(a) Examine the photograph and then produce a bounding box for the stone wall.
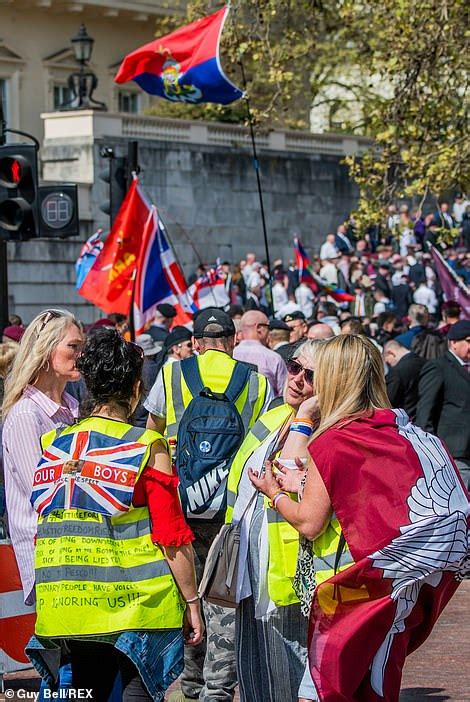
[7,133,359,324]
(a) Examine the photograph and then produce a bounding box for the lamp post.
[60,24,107,110]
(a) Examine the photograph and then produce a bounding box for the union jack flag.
[31,430,148,517]
[75,230,104,290]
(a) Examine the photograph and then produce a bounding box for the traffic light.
[38,184,79,238]
[98,152,128,225]
[0,143,38,241]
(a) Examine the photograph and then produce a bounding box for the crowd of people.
[0,205,469,702]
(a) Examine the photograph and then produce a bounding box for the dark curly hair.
[76,327,143,418]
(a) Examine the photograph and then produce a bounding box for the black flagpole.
[236,60,274,315]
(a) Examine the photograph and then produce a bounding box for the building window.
[118,91,140,113]
[53,83,74,110]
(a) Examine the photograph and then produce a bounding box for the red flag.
[308,409,469,701]
[79,180,151,315]
[114,7,242,105]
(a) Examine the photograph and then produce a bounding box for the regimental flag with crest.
[307,409,469,701]
[78,179,151,315]
[114,6,243,105]
[31,430,148,518]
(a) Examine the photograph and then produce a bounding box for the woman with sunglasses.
[224,340,320,702]
[250,334,469,702]
[27,327,203,701]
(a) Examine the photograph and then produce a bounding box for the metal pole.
[127,140,139,342]
[0,92,9,335]
[238,59,273,315]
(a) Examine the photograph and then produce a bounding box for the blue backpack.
[175,356,251,523]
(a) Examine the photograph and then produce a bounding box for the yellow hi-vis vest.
[163,349,268,441]
[313,517,354,585]
[225,403,301,607]
[34,417,185,638]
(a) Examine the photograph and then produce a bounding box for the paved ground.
[2,580,468,701]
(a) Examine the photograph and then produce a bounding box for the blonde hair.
[313,334,390,439]
[292,339,321,367]
[2,309,80,418]
[0,342,18,378]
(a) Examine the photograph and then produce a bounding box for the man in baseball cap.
[193,307,236,339]
[147,303,177,345]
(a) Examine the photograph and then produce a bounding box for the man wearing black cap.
[147,303,177,345]
[145,308,271,702]
[277,310,308,361]
[416,320,470,489]
[164,326,194,364]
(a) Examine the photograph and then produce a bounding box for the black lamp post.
[60,24,107,111]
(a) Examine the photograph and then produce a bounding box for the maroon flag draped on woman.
[308,408,469,701]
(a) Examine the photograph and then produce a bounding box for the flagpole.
[237,58,274,315]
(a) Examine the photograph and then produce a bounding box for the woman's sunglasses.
[286,358,314,386]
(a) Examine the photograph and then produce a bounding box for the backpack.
[175,356,251,523]
[411,329,447,360]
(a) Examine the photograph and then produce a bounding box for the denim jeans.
[27,629,183,702]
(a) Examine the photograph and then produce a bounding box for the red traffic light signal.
[0,144,39,240]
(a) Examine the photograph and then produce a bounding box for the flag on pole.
[78,180,150,315]
[114,7,243,105]
[133,209,194,335]
[294,236,320,292]
[75,230,104,290]
[429,245,470,319]
[189,264,230,310]
[293,237,354,302]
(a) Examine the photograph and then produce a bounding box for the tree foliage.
[147,0,469,231]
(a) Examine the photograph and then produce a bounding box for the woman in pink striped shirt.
[2,309,83,604]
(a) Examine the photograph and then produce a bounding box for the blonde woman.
[2,309,83,605]
[251,334,469,702]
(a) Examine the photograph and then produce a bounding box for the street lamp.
[71,24,94,65]
[59,23,107,111]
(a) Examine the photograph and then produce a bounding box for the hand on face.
[297,395,320,421]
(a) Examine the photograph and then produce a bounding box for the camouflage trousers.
[180,524,237,701]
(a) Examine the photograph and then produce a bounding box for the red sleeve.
[132,466,194,547]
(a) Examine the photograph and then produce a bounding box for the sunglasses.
[286,358,314,385]
[36,309,65,337]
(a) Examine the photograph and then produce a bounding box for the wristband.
[268,489,285,509]
[268,490,288,509]
[273,492,289,510]
[186,596,200,604]
[294,417,315,426]
[290,422,313,437]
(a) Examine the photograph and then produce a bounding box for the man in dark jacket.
[383,340,425,420]
[415,320,470,489]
